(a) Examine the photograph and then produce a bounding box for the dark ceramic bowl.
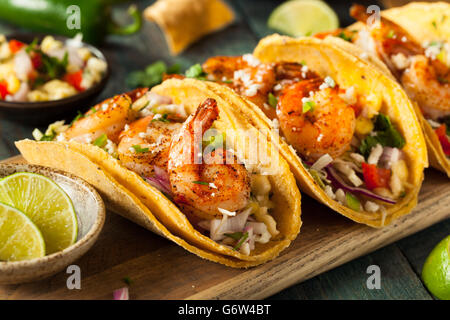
[0,33,109,124]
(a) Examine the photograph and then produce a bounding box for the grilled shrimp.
[277,79,356,162]
[402,56,450,120]
[63,88,147,144]
[63,94,134,144]
[117,115,181,177]
[351,4,450,120]
[202,55,277,118]
[168,98,250,219]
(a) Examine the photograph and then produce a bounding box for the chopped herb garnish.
[151,113,170,123]
[122,277,133,286]
[203,132,225,149]
[132,144,149,153]
[305,31,312,36]
[432,21,437,29]
[25,37,38,53]
[69,111,84,127]
[192,181,209,185]
[41,51,68,79]
[337,32,353,42]
[387,30,396,38]
[185,63,206,79]
[302,101,315,113]
[126,60,180,89]
[359,114,406,158]
[233,232,249,251]
[346,192,361,211]
[93,134,108,148]
[268,92,278,108]
[221,79,233,84]
[309,169,326,189]
[224,232,245,241]
[300,60,307,66]
[90,106,98,113]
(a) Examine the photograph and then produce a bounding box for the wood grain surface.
[0,156,448,299]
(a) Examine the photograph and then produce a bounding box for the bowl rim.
[0,163,106,268]
[0,32,110,109]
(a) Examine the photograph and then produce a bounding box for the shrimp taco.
[316,3,450,176]
[191,34,427,227]
[16,78,301,267]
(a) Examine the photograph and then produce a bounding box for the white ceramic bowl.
[0,163,105,284]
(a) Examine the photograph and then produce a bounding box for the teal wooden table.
[0,0,448,300]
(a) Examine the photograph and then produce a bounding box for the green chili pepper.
[0,0,142,44]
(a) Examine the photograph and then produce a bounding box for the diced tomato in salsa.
[362,163,391,190]
[63,70,84,91]
[0,80,9,99]
[30,52,42,69]
[8,39,25,53]
[435,124,450,156]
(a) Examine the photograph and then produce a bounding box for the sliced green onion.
[93,134,108,148]
[346,192,361,211]
[309,169,326,189]
[302,101,315,113]
[132,144,149,153]
[192,181,209,185]
[32,128,44,141]
[268,92,278,108]
[185,64,205,78]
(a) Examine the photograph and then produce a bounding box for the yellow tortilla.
[341,3,450,177]
[16,78,301,267]
[215,34,427,228]
[144,0,234,55]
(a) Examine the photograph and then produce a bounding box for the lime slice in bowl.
[0,172,77,254]
[268,0,339,37]
[0,201,45,261]
[422,235,450,300]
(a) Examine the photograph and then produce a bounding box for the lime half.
[0,172,77,254]
[0,201,45,261]
[268,0,339,37]
[422,235,450,300]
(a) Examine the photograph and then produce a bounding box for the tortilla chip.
[227,34,427,228]
[144,0,234,55]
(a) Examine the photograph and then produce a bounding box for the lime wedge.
[422,235,450,300]
[0,201,45,261]
[0,172,77,254]
[268,0,339,37]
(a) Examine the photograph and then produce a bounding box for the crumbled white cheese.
[368,144,383,165]
[391,53,411,70]
[365,201,380,212]
[324,185,336,200]
[242,54,261,67]
[335,188,346,204]
[209,182,218,189]
[339,86,357,105]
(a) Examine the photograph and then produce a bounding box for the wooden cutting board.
[0,155,449,300]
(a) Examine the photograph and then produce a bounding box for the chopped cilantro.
[268,92,278,108]
[387,30,396,38]
[132,144,149,153]
[93,134,108,148]
[359,114,406,158]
